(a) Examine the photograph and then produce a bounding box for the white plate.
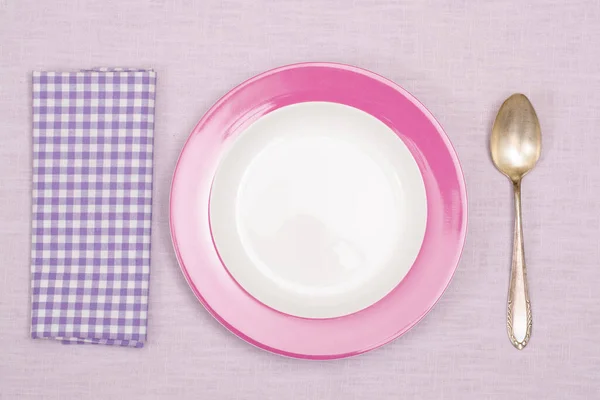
[209,102,427,318]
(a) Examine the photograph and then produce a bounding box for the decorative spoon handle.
[507,180,532,349]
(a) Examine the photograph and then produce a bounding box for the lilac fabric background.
[1,0,600,399]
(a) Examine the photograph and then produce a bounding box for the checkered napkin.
[30,68,156,348]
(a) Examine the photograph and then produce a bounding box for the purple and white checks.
[31,68,156,348]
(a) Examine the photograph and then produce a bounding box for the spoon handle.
[507,180,532,349]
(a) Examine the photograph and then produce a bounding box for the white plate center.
[209,102,427,318]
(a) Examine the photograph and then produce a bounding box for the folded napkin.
[31,68,156,347]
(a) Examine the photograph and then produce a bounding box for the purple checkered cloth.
[31,68,156,348]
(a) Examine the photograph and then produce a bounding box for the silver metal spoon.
[490,93,541,349]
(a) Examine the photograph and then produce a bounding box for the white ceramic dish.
[210,102,427,318]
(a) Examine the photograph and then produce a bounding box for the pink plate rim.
[170,62,468,359]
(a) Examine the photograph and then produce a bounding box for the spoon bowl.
[491,94,541,182]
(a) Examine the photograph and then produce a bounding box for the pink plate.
[170,63,467,359]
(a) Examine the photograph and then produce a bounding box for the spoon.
[490,93,541,349]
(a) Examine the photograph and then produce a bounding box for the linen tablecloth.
[1,1,599,399]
